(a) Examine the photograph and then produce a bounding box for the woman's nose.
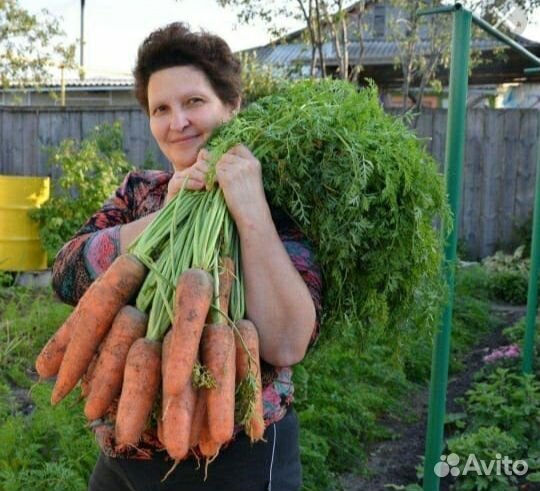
[170,109,190,131]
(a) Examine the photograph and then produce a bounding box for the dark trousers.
[88,407,302,491]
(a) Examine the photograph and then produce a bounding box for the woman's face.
[147,65,236,171]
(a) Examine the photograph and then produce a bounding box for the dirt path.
[339,304,528,491]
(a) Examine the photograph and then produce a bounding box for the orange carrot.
[162,381,197,461]
[35,320,72,379]
[161,326,198,460]
[198,406,221,459]
[50,254,147,405]
[217,257,234,322]
[80,352,99,400]
[84,306,147,421]
[163,268,213,397]
[235,319,265,442]
[157,415,164,445]
[161,329,173,393]
[201,323,236,444]
[189,389,206,449]
[157,330,172,446]
[115,338,161,449]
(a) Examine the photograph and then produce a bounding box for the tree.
[320,0,368,80]
[386,0,452,115]
[0,0,75,89]
[204,0,539,112]
[212,0,368,80]
[463,0,540,28]
[387,0,540,117]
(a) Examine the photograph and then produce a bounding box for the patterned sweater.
[51,169,322,458]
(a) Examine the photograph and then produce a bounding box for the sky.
[17,0,540,80]
[18,0,304,78]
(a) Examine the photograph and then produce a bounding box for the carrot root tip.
[161,459,180,483]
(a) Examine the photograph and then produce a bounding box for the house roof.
[57,77,134,88]
[249,36,539,68]
[3,77,134,92]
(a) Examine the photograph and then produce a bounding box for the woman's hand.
[216,144,269,227]
[165,149,210,204]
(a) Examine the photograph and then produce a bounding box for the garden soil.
[339,303,540,491]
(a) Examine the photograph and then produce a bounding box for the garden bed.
[339,303,524,491]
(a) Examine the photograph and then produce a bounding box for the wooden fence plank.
[1,106,538,257]
[462,109,483,256]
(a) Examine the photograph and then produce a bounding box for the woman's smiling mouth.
[170,134,201,144]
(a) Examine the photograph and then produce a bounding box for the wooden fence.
[0,105,538,258]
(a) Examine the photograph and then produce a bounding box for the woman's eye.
[153,105,166,115]
[187,97,204,105]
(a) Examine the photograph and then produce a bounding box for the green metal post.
[525,67,540,75]
[417,4,457,16]
[423,6,472,491]
[522,127,540,374]
[471,14,540,67]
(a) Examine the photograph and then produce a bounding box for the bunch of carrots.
[35,182,265,471]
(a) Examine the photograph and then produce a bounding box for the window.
[373,4,386,39]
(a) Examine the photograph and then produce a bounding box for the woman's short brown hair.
[133,22,242,114]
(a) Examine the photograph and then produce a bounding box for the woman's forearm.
[237,206,316,367]
[119,211,160,254]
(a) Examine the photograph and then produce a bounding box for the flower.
[482,344,521,364]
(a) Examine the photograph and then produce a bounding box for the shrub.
[31,122,133,262]
[482,246,539,305]
[0,287,94,491]
[461,369,540,449]
[488,271,530,305]
[447,427,522,491]
[503,316,540,347]
[239,52,285,106]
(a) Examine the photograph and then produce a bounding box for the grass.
[295,263,496,490]
[0,262,497,491]
[0,286,97,491]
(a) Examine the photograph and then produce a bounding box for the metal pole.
[60,65,66,107]
[522,123,540,374]
[423,6,472,491]
[525,67,540,75]
[80,0,86,80]
[471,14,540,67]
[417,4,458,17]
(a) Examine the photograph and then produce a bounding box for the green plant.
[296,338,412,488]
[483,247,529,275]
[488,271,530,305]
[0,384,96,491]
[0,287,72,388]
[447,426,522,491]
[0,272,14,288]
[239,52,285,106]
[482,247,539,305]
[0,286,93,491]
[208,79,448,347]
[503,316,540,347]
[455,264,490,301]
[514,216,533,258]
[31,122,133,262]
[142,149,162,170]
[462,369,540,448]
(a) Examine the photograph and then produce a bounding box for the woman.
[52,22,322,491]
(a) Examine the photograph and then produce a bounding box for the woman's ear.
[232,97,241,114]
[223,99,241,123]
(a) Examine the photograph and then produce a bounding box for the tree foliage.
[31,122,133,261]
[207,79,448,345]
[0,0,75,88]
[387,0,540,115]
[213,0,368,80]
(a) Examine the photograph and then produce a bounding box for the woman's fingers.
[165,173,202,204]
[165,150,212,203]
